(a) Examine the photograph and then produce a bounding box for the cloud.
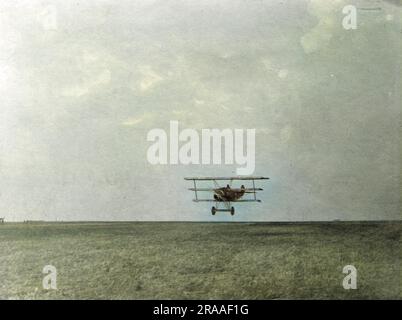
[121,113,155,127]
[61,69,111,97]
[121,116,144,126]
[138,65,163,92]
[278,69,289,79]
[301,16,335,54]
[300,0,344,54]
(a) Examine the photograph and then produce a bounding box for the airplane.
[185,176,269,215]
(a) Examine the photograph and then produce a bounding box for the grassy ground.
[0,221,400,299]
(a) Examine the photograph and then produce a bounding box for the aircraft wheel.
[230,207,235,215]
[211,207,216,215]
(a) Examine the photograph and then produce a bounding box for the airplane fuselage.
[213,186,245,202]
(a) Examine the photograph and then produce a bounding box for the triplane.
[185,176,269,215]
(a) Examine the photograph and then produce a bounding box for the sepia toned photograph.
[0,0,401,303]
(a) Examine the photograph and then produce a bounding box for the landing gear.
[211,206,216,215]
[211,204,235,215]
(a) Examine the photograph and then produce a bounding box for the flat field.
[0,221,400,299]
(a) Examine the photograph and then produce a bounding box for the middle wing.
[185,176,269,181]
[192,199,262,202]
[188,188,263,192]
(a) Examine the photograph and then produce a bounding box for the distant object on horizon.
[0,217,4,224]
[23,220,45,224]
[185,176,269,215]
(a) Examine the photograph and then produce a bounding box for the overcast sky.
[0,0,400,221]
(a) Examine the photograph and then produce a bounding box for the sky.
[0,0,401,221]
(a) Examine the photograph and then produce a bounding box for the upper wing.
[184,176,269,181]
